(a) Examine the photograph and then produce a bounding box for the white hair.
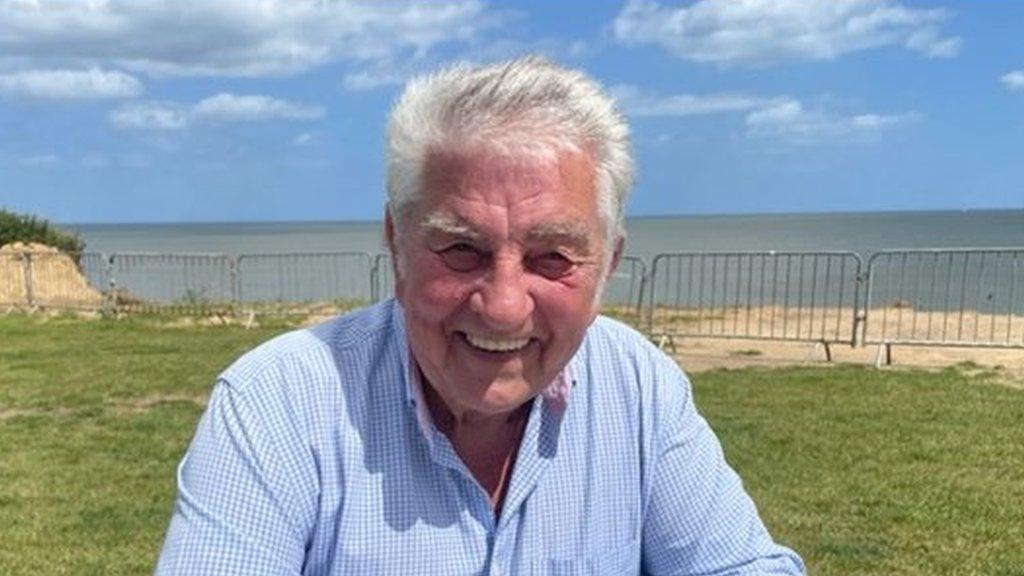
[386,56,634,243]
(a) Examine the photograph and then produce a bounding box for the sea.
[67,210,1024,262]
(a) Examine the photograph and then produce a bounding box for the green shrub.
[0,207,85,260]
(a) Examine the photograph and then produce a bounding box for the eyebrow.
[419,211,592,248]
[524,221,591,247]
[420,212,485,241]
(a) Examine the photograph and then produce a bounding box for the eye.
[528,252,575,280]
[437,243,487,272]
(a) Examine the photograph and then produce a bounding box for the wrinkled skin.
[388,148,622,425]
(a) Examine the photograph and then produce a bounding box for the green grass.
[1,312,1023,574]
[0,312,283,574]
[693,366,1024,576]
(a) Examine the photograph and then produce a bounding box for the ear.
[606,235,625,280]
[384,206,403,300]
[384,205,397,255]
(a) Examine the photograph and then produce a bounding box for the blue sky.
[0,0,1021,224]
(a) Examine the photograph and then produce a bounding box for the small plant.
[729,349,763,357]
[0,207,85,262]
[181,288,210,306]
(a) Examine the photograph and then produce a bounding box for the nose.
[469,254,534,331]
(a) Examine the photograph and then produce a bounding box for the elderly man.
[156,57,804,575]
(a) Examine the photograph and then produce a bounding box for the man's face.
[390,147,616,421]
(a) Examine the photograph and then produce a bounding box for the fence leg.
[108,256,122,318]
[810,341,833,363]
[22,253,34,308]
[102,255,113,315]
[873,342,893,367]
[229,256,240,312]
[852,312,865,348]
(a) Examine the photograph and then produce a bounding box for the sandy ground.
[609,304,1024,385]
[643,304,1024,346]
[663,335,1024,387]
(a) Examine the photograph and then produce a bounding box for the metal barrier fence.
[606,256,647,309]
[1,250,379,314]
[79,253,111,299]
[109,253,234,313]
[236,252,373,311]
[603,256,647,325]
[4,247,1023,353]
[646,252,864,350]
[864,249,1024,349]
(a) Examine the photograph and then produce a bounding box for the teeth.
[464,333,530,352]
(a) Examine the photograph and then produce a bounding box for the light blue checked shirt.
[156,299,804,575]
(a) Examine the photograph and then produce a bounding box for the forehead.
[414,147,599,231]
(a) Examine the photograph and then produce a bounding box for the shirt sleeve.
[640,360,806,576]
[155,379,319,576]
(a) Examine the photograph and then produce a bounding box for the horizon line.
[61,206,1024,227]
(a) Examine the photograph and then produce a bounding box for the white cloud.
[745,99,919,143]
[339,36,591,92]
[292,132,313,146]
[612,84,781,117]
[110,101,189,130]
[905,27,961,59]
[1001,70,1024,92]
[0,0,495,78]
[612,0,961,66]
[615,85,917,144]
[110,93,322,130]
[342,66,408,91]
[191,93,323,122]
[0,67,142,100]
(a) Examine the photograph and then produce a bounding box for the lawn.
[1,312,1022,575]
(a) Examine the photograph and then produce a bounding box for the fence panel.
[1,250,27,306]
[647,251,863,345]
[28,251,108,309]
[0,251,107,310]
[110,253,233,313]
[237,252,373,314]
[79,253,111,297]
[0,250,30,307]
[602,255,647,324]
[604,256,646,308]
[864,249,1024,348]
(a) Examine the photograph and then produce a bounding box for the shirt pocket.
[528,540,639,576]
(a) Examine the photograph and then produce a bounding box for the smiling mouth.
[461,332,532,353]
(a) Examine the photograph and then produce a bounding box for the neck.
[421,378,531,439]
[421,378,531,513]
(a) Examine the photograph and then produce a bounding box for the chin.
[472,380,535,413]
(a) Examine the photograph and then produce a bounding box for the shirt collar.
[390,299,574,443]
